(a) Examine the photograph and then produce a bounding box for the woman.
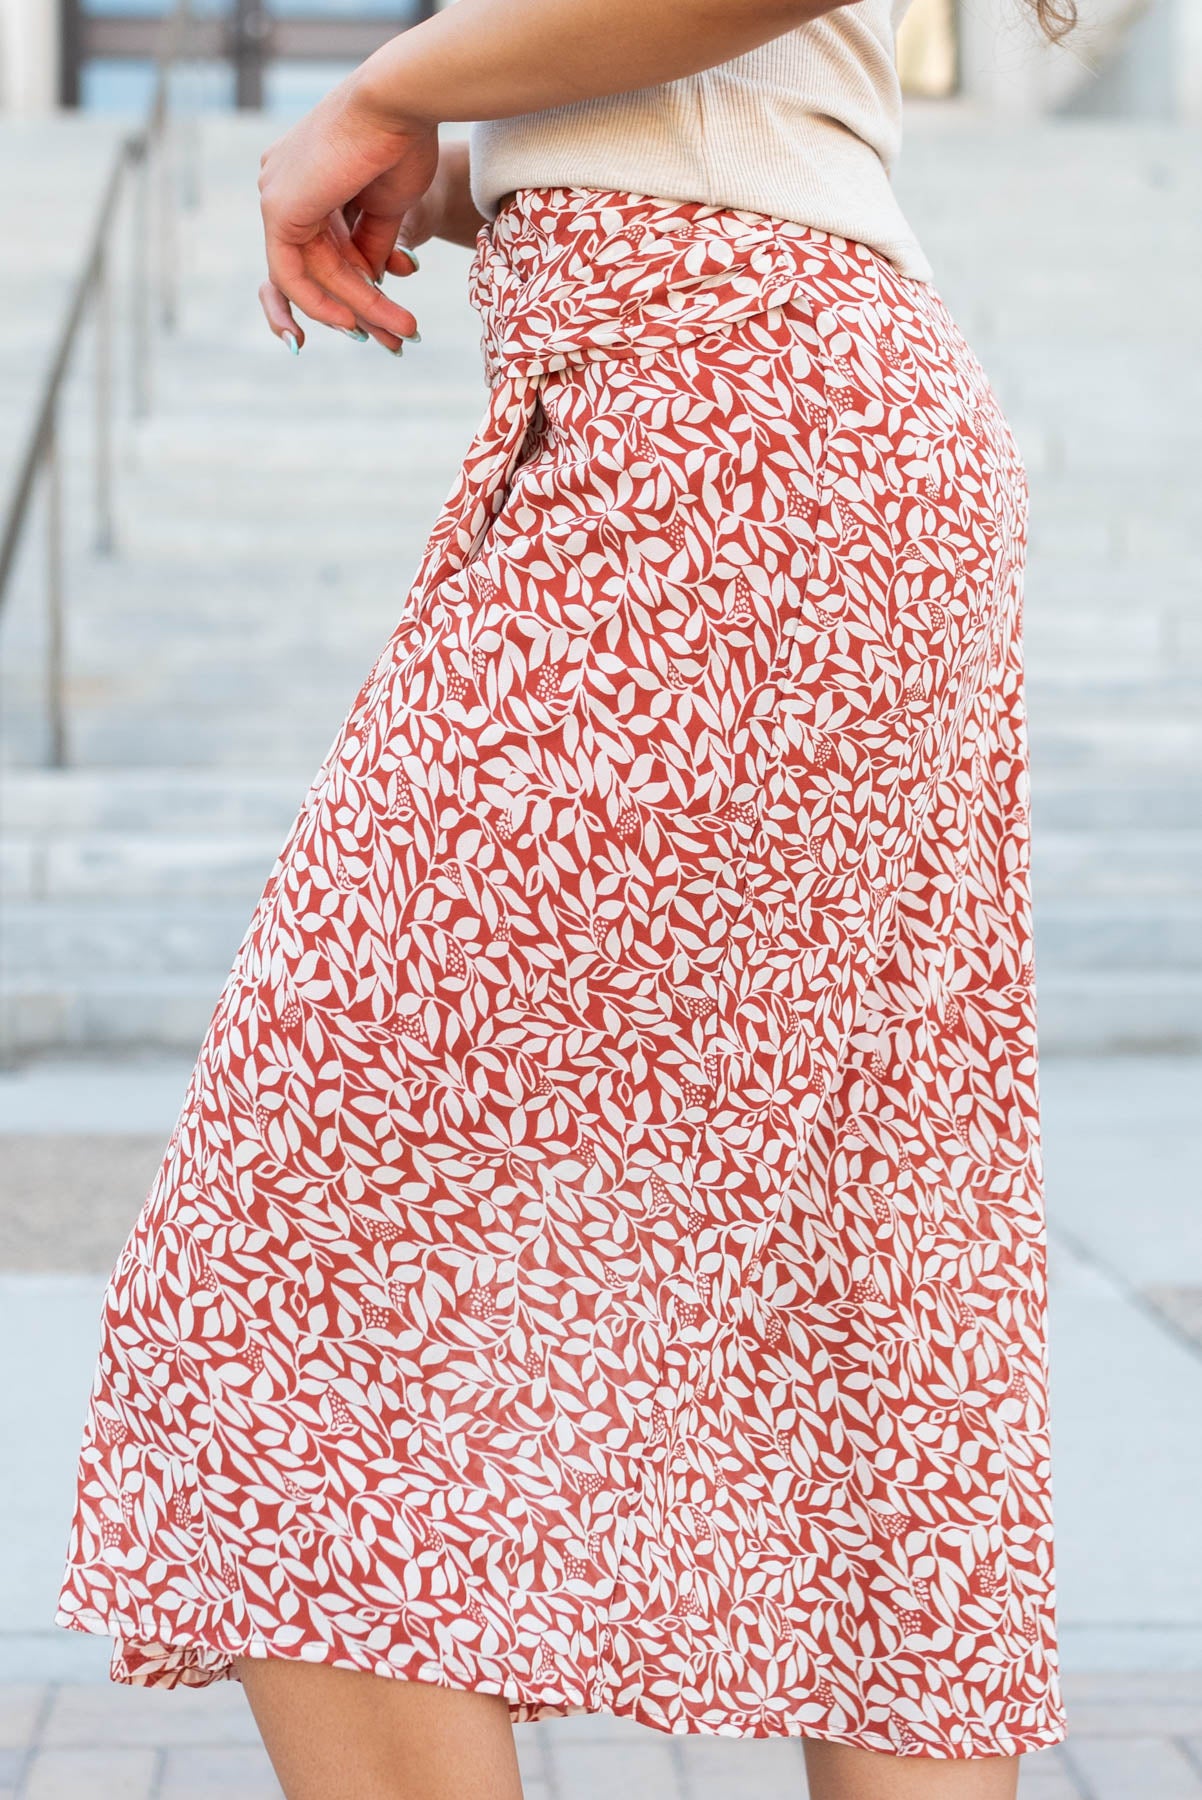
[55,0,1076,1792]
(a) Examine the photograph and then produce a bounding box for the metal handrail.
[0,0,198,767]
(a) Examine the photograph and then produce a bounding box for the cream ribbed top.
[467,0,932,283]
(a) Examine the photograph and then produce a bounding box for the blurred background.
[0,0,1199,1794]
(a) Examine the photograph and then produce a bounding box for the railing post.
[131,138,151,419]
[44,418,68,769]
[181,105,201,212]
[158,115,177,332]
[95,243,114,555]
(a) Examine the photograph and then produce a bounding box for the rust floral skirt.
[55,183,1067,1758]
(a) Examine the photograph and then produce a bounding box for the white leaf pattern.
[54,184,1065,1759]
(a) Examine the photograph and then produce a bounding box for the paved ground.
[1,1052,1200,1796]
[4,1671,1202,1799]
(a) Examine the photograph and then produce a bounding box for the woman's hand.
[395,138,491,254]
[257,73,440,355]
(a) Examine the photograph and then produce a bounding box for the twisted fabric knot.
[398,186,852,590]
[468,191,833,387]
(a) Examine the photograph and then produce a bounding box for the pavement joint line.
[667,1733,692,1799]
[146,1742,166,1800]
[1139,1284,1202,1355]
[539,1732,564,1800]
[1047,1219,1202,1369]
[1056,1740,1099,1800]
[14,1685,57,1799]
[1180,1734,1202,1782]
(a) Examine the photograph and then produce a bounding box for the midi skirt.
[54,182,1068,1759]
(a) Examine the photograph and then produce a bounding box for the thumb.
[387,201,434,276]
[355,204,430,283]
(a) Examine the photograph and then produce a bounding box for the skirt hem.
[53,1606,1070,1759]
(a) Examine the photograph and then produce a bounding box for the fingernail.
[386,344,404,357]
[341,327,369,342]
[401,328,422,345]
[394,242,420,271]
[281,330,299,356]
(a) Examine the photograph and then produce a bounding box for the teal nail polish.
[401,329,422,345]
[394,243,420,272]
[282,330,299,356]
[342,327,369,342]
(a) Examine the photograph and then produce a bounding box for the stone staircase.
[898,117,1202,1051]
[1,113,1199,1055]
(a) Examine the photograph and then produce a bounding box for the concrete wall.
[956,0,1202,120]
[0,0,58,112]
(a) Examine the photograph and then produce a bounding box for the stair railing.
[0,0,198,769]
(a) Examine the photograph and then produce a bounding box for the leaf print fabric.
[54,183,1068,1760]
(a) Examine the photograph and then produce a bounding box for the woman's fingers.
[264,234,418,337]
[301,231,419,338]
[261,217,419,355]
[266,259,362,334]
[330,204,375,273]
[258,277,304,354]
[328,207,381,285]
[318,213,406,351]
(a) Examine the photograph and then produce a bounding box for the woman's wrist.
[349,38,442,135]
[431,138,490,249]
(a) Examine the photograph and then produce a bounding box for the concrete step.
[135,354,487,424]
[1031,779,1202,831]
[4,817,1198,905]
[0,768,305,831]
[1026,715,1202,779]
[108,463,470,524]
[3,967,1197,1059]
[0,900,254,978]
[67,499,458,565]
[14,553,1198,709]
[0,560,427,671]
[1033,973,1202,1056]
[1032,900,1202,973]
[1026,674,1202,717]
[0,831,281,903]
[0,975,225,1057]
[124,408,488,474]
[5,757,1201,825]
[1030,831,1202,900]
[1022,608,1184,679]
[1,703,359,770]
[3,890,1198,990]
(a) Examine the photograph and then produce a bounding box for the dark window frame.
[59,0,436,109]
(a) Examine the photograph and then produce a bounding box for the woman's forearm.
[354,0,846,129]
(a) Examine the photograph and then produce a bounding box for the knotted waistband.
[467,182,869,386]
[406,186,880,605]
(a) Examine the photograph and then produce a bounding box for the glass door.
[61,0,435,112]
